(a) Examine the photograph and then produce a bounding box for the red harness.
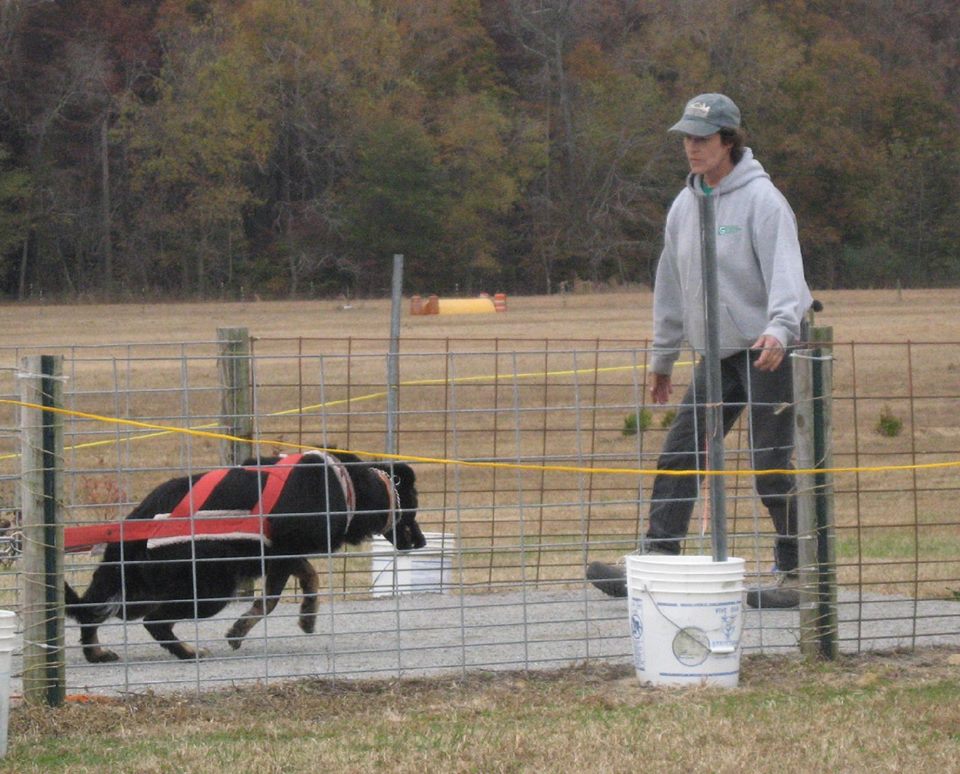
[168,453,302,520]
[64,452,351,552]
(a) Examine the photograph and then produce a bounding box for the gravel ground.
[6,586,960,698]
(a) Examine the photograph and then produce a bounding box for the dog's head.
[374,461,426,551]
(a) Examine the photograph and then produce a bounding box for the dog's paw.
[226,634,244,650]
[225,621,251,648]
[172,644,210,660]
[84,647,120,664]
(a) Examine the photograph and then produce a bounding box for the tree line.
[0,0,957,301]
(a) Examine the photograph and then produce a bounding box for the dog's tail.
[64,581,82,620]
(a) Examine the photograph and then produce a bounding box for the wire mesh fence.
[0,334,957,697]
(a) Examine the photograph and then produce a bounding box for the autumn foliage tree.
[0,0,956,299]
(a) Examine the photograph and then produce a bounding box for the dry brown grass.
[2,287,958,346]
[4,648,960,773]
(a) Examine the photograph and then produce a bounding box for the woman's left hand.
[751,334,786,372]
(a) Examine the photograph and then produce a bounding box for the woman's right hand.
[650,372,673,404]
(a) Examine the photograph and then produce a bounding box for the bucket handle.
[638,581,740,655]
[709,644,737,655]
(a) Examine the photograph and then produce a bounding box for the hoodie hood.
[684,147,767,197]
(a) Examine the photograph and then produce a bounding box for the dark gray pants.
[645,350,798,572]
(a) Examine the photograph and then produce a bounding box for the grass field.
[4,650,960,773]
[1,289,959,771]
[3,287,959,345]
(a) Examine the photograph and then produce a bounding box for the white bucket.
[0,610,16,757]
[626,554,745,688]
[371,532,454,596]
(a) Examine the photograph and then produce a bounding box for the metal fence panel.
[0,336,955,697]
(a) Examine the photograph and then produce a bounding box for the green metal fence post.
[19,355,66,705]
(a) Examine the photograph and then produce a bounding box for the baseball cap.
[668,93,741,136]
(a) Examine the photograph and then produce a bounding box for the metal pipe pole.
[699,195,727,562]
[386,254,404,455]
[811,327,837,658]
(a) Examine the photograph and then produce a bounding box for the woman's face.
[682,133,734,186]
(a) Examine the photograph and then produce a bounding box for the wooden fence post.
[19,355,65,706]
[794,347,819,656]
[217,327,253,465]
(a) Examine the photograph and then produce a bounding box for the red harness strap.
[166,453,303,519]
[248,451,355,521]
[64,452,352,552]
[141,455,306,545]
[64,456,302,552]
[249,453,302,516]
[169,468,231,518]
[63,515,275,551]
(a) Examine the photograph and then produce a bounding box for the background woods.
[0,0,957,300]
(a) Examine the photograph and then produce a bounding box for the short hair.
[719,127,746,164]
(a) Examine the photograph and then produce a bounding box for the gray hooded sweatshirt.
[651,147,813,376]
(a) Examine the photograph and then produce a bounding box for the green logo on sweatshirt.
[718,225,742,235]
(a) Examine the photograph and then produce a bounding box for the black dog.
[64,449,425,662]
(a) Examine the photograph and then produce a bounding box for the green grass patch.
[622,408,652,436]
[876,404,904,437]
[836,532,960,560]
[659,408,677,428]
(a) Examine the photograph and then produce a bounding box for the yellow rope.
[2,397,957,479]
[0,360,662,460]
